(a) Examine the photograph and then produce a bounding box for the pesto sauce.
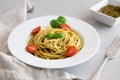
[99,5,120,18]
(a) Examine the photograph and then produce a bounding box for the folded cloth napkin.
[0,0,82,80]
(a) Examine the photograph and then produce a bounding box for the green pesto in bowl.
[99,5,120,18]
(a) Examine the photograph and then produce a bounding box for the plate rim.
[8,15,100,69]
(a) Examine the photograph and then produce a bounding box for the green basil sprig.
[45,32,64,39]
[50,16,66,28]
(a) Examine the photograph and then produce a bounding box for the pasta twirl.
[28,27,83,60]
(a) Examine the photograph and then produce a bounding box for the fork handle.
[91,58,109,80]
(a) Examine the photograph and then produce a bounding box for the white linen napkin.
[0,0,82,80]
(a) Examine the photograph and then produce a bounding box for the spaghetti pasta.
[27,27,83,60]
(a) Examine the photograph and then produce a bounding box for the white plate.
[8,15,100,69]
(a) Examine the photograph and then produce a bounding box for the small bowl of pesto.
[90,0,120,27]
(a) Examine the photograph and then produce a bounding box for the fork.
[91,36,120,80]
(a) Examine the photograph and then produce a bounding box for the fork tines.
[108,36,120,56]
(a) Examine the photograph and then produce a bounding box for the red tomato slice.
[31,26,41,34]
[60,23,70,30]
[26,44,36,53]
[66,46,78,57]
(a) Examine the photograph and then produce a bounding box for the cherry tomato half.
[26,44,36,53]
[60,23,70,30]
[66,46,78,57]
[31,26,41,35]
